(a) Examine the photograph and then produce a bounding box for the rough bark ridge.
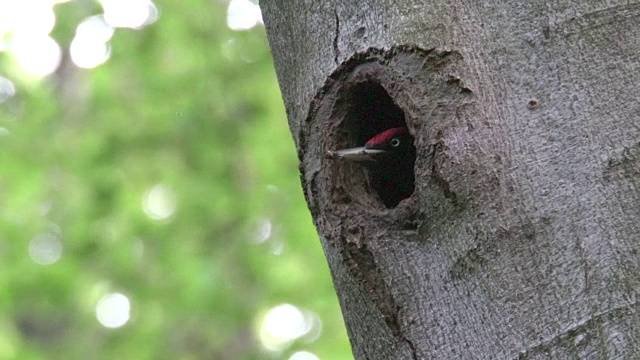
[261,1,640,359]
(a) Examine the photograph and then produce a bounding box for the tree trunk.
[261,1,640,359]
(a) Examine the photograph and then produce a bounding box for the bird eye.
[390,138,401,147]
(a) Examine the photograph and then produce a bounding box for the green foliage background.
[0,1,351,359]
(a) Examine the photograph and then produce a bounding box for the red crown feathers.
[365,127,408,146]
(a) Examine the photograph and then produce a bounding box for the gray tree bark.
[261,1,640,359]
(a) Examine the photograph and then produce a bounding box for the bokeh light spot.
[0,77,15,102]
[28,233,63,265]
[259,304,313,352]
[96,293,131,328]
[249,217,285,255]
[142,184,177,221]
[227,0,262,31]
[12,35,61,76]
[269,238,285,255]
[70,38,111,69]
[289,351,320,360]
[100,0,159,29]
[253,217,272,244]
[4,1,56,37]
[77,15,115,43]
[70,15,113,69]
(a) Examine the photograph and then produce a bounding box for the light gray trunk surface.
[261,1,640,359]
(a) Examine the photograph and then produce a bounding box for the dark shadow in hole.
[344,82,416,208]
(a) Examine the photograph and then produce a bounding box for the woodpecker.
[327,127,416,207]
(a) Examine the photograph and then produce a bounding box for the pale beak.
[326,147,386,162]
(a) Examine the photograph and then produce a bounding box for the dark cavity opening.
[345,82,415,208]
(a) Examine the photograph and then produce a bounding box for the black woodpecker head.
[327,127,416,207]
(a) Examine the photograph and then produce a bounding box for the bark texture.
[261,1,640,359]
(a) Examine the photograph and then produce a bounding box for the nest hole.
[343,81,416,208]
